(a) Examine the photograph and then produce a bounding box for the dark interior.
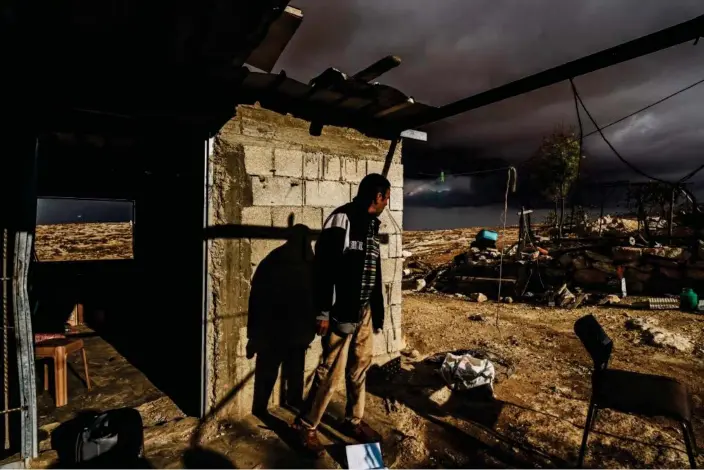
[32,125,207,418]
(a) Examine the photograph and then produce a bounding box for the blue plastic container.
[476,230,499,242]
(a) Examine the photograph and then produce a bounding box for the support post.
[668,186,675,243]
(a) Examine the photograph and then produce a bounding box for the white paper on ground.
[345,442,385,470]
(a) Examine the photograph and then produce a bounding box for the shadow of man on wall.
[248,220,316,416]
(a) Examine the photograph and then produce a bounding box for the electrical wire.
[570,79,673,185]
[582,76,704,140]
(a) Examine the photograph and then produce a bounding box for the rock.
[558,253,573,267]
[572,256,589,270]
[401,348,421,359]
[612,246,642,262]
[585,250,612,263]
[686,269,704,281]
[429,387,452,407]
[644,246,690,261]
[598,294,621,305]
[626,317,693,352]
[415,279,427,291]
[573,268,609,285]
[502,297,514,304]
[592,261,617,274]
[625,268,652,282]
[468,314,486,322]
[402,250,413,258]
[403,268,411,276]
[660,267,683,279]
[508,335,519,346]
[469,293,488,303]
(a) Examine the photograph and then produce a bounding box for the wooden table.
[35,338,91,407]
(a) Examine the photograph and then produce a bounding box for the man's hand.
[316,319,330,336]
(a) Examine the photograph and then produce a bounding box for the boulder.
[573,269,609,285]
[612,247,642,262]
[585,250,612,263]
[660,267,683,280]
[686,269,704,281]
[469,293,488,303]
[592,261,617,274]
[572,256,589,270]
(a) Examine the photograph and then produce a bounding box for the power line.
[571,79,673,185]
[582,76,704,139]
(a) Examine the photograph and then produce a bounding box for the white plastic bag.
[439,353,495,391]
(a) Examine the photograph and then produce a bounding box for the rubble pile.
[577,216,639,237]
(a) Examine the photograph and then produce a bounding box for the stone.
[598,294,621,305]
[585,250,612,263]
[644,246,690,261]
[402,250,413,258]
[415,279,427,291]
[686,269,704,281]
[250,239,286,266]
[382,258,404,284]
[470,293,488,303]
[401,347,420,359]
[304,180,350,207]
[502,297,514,304]
[626,317,693,352]
[468,314,486,322]
[572,256,589,270]
[251,176,303,206]
[573,268,609,285]
[612,246,643,262]
[273,148,304,178]
[558,253,573,267]
[660,267,683,279]
[592,261,617,274]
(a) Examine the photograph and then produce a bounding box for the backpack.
[55,408,145,468]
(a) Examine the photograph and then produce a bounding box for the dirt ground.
[35,223,133,262]
[24,222,704,468]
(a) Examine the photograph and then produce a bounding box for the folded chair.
[574,314,699,468]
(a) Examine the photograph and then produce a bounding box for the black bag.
[54,408,145,468]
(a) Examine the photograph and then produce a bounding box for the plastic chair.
[574,314,698,468]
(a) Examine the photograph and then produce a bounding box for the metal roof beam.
[401,14,704,130]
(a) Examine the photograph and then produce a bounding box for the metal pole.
[401,14,704,130]
[668,186,675,242]
[2,228,9,450]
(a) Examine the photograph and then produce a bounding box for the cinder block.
[303,152,322,180]
[386,328,404,353]
[272,206,322,230]
[342,158,366,183]
[378,209,402,234]
[379,238,390,260]
[305,181,350,207]
[388,233,402,258]
[322,207,336,226]
[236,327,248,357]
[350,183,360,201]
[388,305,402,330]
[390,187,403,211]
[250,239,286,266]
[372,330,388,357]
[390,211,403,230]
[274,148,303,178]
[251,176,303,206]
[382,258,403,285]
[323,156,342,181]
[366,161,404,188]
[241,207,272,227]
[244,145,274,176]
[383,281,402,307]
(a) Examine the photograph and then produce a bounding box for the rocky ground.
[35,222,133,262]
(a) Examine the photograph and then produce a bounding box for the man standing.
[293,173,390,454]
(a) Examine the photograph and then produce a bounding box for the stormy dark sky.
[275,1,704,228]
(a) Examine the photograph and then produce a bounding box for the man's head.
[356,173,391,217]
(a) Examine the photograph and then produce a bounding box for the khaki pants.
[299,307,373,430]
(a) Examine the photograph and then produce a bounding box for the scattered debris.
[598,294,621,306]
[439,353,496,392]
[626,317,693,352]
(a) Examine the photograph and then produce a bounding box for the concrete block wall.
[206,104,405,419]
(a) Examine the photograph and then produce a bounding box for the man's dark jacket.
[314,201,385,332]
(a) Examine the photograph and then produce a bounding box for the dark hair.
[356,173,391,204]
